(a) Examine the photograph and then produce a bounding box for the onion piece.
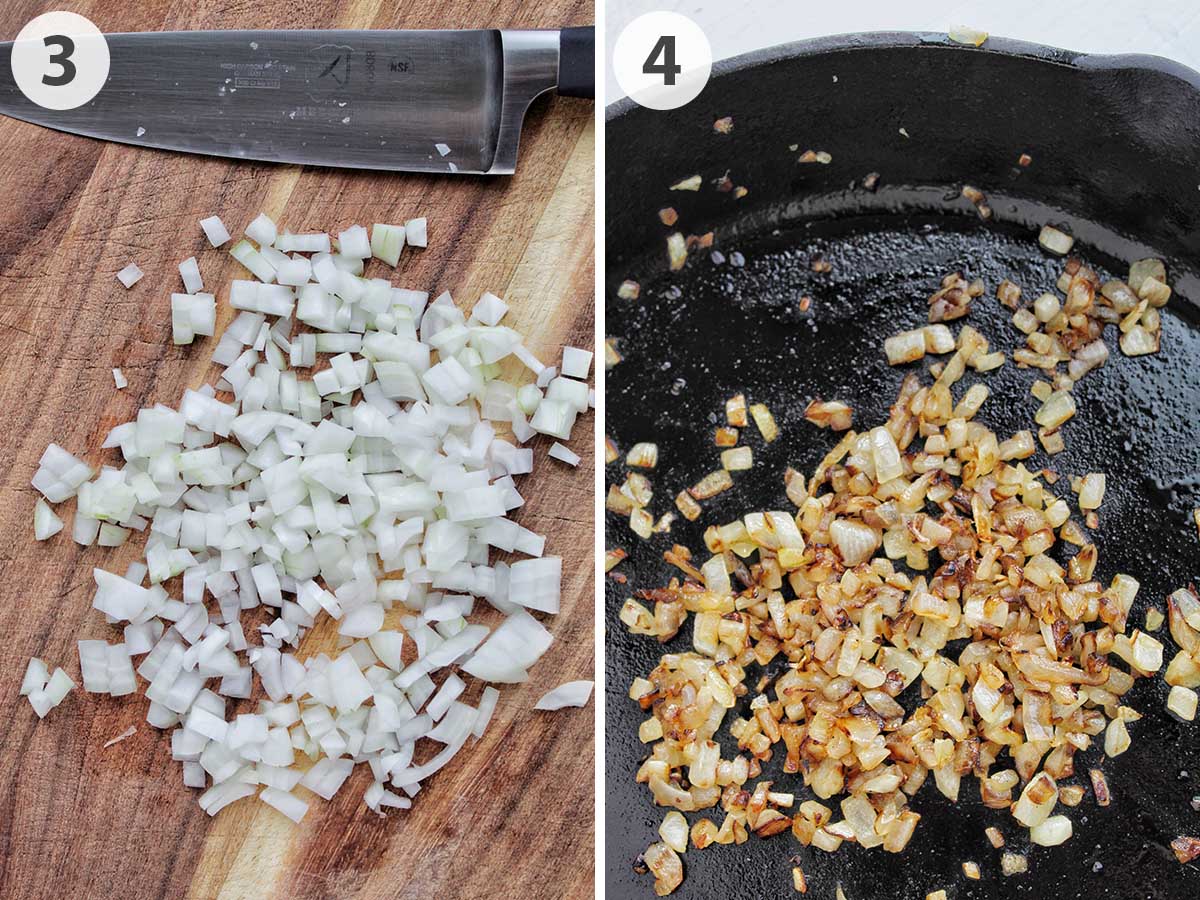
[1030,815,1073,847]
[199,215,230,247]
[1171,836,1200,864]
[721,447,752,471]
[561,347,593,379]
[472,686,501,737]
[370,223,406,267]
[179,256,204,294]
[1001,853,1028,876]
[116,263,144,288]
[667,233,687,271]
[1167,685,1198,721]
[404,217,427,248]
[260,786,309,823]
[534,680,594,710]
[245,213,278,247]
[103,725,137,748]
[337,224,371,259]
[659,810,689,853]
[643,841,684,895]
[33,499,63,540]
[28,668,75,718]
[21,657,49,696]
[463,609,552,683]
[749,403,778,442]
[1038,225,1075,255]
[549,443,580,466]
[626,443,659,468]
[948,26,988,46]
[830,519,880,566]
[507,557,562,614]
[1077,473,1106,510]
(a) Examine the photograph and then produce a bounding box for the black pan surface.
[605,33,1200,900]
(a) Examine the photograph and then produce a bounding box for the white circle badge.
[11,12,109,110]
[613,11,712,111]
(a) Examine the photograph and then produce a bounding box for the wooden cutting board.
[0,2,595,899]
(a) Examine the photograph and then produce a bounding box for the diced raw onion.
[23,211,590,825]
[404,218,427,248]
[179,257,203,294]
[370,224,406,267]
[20,657,48,696]
[561,347,593,379]
[549,443,580,466]
[245,213,278,247]
[116,263,144,288]
[534,680,594,710]
[200,216,231,247]
[33,499,63,540]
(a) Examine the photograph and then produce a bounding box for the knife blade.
[0,27,593,174]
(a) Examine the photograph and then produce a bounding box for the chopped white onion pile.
[533,679,594,710]
[21,657,75,718]
[26,209,592,823]
[116,263,144,288]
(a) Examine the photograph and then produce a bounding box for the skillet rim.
[603,29,1200,122]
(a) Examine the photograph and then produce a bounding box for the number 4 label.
[11,12,109,111]
[614,11,712,111]
[643,35,682,86]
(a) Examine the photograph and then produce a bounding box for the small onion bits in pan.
[611,241,1200,895]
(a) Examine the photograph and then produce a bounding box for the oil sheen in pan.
[604,214,1200,900]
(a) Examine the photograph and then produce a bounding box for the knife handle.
[557,26,595,99]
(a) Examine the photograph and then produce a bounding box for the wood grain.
[0,3,595,899]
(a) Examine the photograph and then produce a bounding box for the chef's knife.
[0,27,593,174]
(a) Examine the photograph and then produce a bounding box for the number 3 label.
[11,12,109,111]
[41,35,78,87]
[613,12,712,111]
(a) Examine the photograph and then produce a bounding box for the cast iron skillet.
[605,32,1200,900]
